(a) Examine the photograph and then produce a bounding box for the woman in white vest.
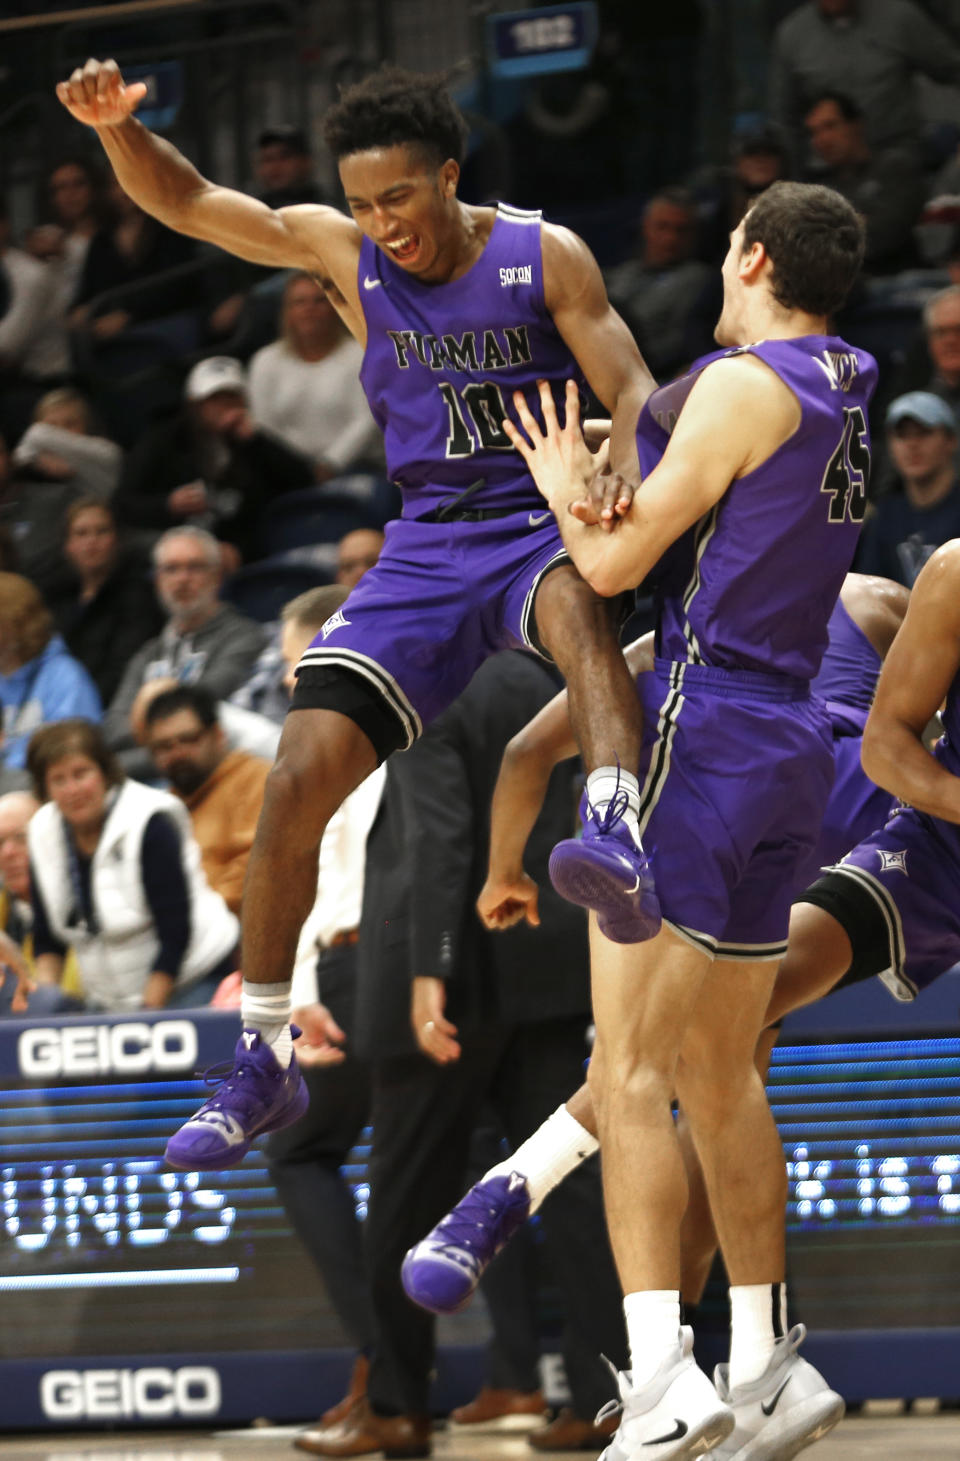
[26,718,239,1012]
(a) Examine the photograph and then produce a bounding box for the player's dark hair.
[143,684,219,731]
[322,66,469,168]
[741,181,865,317]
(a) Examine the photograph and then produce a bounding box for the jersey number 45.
[820,406,870,524]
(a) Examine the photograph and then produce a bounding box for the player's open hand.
[56,58,147,128]
[476,871,540,931]
[569,466,635,533]
[504,379,597,515]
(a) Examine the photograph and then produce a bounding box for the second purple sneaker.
[549,787,660,944]
[402,1172,531,1315]
[165,1028,309,1171]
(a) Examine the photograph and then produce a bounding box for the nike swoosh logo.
[363,275,382,290]
[761,1378,791,1416]
[643,1418,688,1445]
[528,510,552,526]
[193,1111,246,1145]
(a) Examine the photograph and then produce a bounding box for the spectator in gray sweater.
[103,525,265,780]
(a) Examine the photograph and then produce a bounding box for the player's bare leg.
[534,567,661,943]
[166,709,377,1171]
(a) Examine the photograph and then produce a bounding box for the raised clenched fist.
[56,57,147,129]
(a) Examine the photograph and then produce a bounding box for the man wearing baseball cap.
[858,390,960,584]
[114,354,315,565]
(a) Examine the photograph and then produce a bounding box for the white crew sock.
[729,1282,788,1389]
[586,766,642,846]
[242,979,293,1067]
[623,1290,682,1388]
[486,1103,599,1212]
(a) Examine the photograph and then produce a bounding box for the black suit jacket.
[355,651,590,1061]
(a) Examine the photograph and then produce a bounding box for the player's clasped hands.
[504,378,634,533]
[56,57,147,129]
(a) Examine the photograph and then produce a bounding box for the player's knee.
[535,568,614,661]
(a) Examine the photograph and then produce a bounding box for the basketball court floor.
[1,1417,960,1459]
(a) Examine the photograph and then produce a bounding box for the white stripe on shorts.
[297,646,422,750]
[825,861,915,1000]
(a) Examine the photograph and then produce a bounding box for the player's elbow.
[860,719,896,794]
[585,560,635,599]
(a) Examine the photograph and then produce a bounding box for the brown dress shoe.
[451,1385,546,1424]
[527,1405,619,1452]
[295,1397,431,1458]
[321,1355,370,1428]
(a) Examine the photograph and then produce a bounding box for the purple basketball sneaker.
[165,1028,309,1171]
[402,1172,531,1315]
[549,786,660,944]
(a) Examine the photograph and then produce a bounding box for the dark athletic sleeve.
[141,812,192,977]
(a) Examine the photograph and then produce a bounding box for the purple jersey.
[640,336,878,681]
[811,597,881,735]
[358,205,586,517]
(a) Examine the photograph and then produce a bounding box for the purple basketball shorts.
[793,729,895,891]
[817,803,960,1001]
[295,510,569,748]
[636,659,835,961]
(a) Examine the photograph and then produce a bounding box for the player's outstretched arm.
[509,358,792,596]
[478,632,654,931]
[56,58,341,272]
[478,690,579,931]
[862,541,960,822]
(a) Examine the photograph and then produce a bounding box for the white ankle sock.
[729,1283,787,1388]
[487,1104,599,1212]
[623,1291,682,1388]
[242,980,293,1066]
[587,766,642,845]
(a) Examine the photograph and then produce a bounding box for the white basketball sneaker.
[711,1324,845,1460]
[597,1327,734,1461]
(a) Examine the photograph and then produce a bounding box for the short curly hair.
[741,181,865,318]
[322,66,469,168]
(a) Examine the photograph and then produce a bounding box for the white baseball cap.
[185,356,247,402]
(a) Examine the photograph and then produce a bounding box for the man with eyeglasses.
[922,285,960,420]
[858,391,960,585]
[143,683,269,916]
[102,525,266,780]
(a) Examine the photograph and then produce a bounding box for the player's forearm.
[488,730,571,878]
[94,117,208,231]
[861,720,960,823]
[607,376,651,487]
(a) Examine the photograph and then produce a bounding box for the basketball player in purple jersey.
[490,182,875,1459]
[55,61,661,1169]
[402,575,904,1291]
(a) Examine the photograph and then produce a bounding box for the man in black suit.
[298,650,627,1458]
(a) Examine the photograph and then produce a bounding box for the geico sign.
[18,1020,198,1078]
[40,1366,221,1419]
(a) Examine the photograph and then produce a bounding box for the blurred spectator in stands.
[103,526,265,780]
[248,274,381,479]
[26,718,238,1013]
[803,91,923,273]
[0,787,84,1013]
[0,196,72,446]
[0,573,101,789]
[255,124,325,209]
[48,498,162,707]
[143,684,268,917]
[604,188,714,379]
[693,127,789,265]
[769,0,960,170]
[858,392,960,584]
[914,285,960,416]
[70,175,200,342]
[0,428,82,598]
[13,387,122,499]
[39,156,107,300]
[114,356,315,566]
[336,528,384,590]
